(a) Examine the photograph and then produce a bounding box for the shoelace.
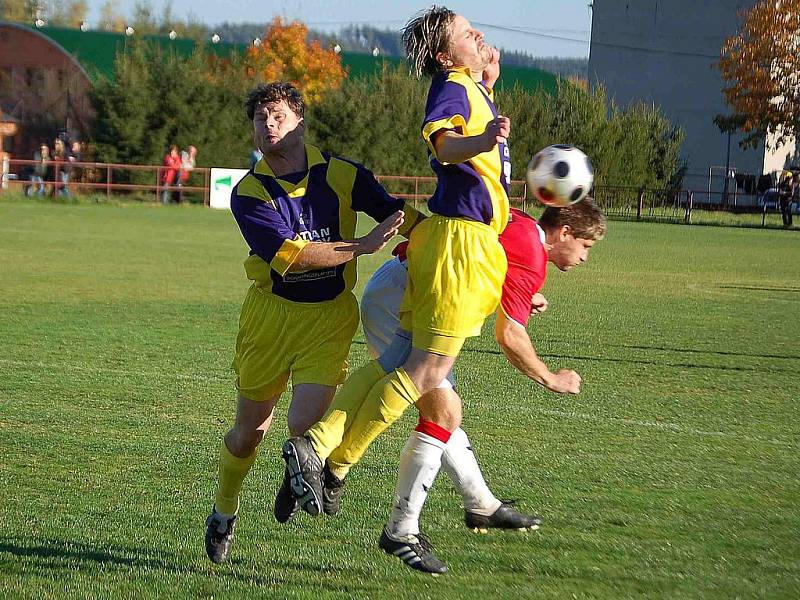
[415,533,435,553]
[499,499,520,507]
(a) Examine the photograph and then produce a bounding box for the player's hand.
[544,369,582,394]
[530,293,549,315]
[359,210,404,255]
[482,47,501,88]
[483,116,511,150]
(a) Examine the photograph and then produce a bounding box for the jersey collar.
[254,143,327,178]
[254,144,327,198]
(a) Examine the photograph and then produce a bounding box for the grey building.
[588,0,797,196]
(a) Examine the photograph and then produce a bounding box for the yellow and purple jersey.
[422,68,511,234]
[231,143,421,303]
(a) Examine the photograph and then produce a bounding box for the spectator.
[52,138,71,197]
[161,145,181,204]
[26,143,49,197]
[779,172,794,227]
[69,141,83,190]
[175,145,197,203]
[249,148,262,170]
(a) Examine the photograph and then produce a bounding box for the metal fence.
[1,158,211,203]
[1,157,793,228]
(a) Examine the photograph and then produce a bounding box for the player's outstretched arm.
[494,307,581,394]
[433,115,510,164]
[287,211,404,272]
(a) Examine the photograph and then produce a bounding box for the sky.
[86,0,593,57]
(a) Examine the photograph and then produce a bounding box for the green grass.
[1,197,799,599]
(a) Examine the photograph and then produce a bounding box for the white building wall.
[763,131,797,176]
[588,0,767,192]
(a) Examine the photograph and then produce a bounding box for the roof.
[19,24,241,80]
[20,23,558,93]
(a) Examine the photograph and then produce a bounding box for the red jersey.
[393,208,547,328]
[162,153,181,185]
[498,208,548,327]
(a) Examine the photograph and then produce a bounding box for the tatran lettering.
[298,227,332,242]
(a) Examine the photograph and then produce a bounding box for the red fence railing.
[2,158,795,227]
[1,158,211,204]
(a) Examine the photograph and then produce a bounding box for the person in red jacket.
[161,145,181,204]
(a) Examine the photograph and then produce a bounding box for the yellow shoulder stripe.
[422,115,468,162]
[326,158,357,209]
[237,174,272,203]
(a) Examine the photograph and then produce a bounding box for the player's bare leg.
[206,393,278,564]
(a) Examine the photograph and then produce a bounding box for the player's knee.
[226,425,265,456]
[443,409,462,431]
[417,388,461,431]
[421,406,461,431]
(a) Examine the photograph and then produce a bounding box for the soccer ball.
[526,145,594,207]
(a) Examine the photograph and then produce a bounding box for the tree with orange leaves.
[245,17,346,105]
[718,0,800,150]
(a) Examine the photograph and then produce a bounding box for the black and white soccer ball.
[526,145,594,207]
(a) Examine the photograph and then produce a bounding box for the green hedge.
[90,45,684,191]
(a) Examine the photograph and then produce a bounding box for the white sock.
[386,431,446,539]
[441,428,502,516]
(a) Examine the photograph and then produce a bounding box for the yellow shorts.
[233,285,359,401]
[400,215,507,356]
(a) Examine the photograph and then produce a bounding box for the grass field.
[1,196,799,599]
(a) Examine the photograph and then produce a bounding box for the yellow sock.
[214,440,257,515]
[307,359,386,462]
[327,368,420,476]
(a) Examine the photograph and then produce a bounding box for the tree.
[130,0,158,35]
[98,0,125,32]
[0,0,37,22]
[244,17,346,105]
[90,42,253,182]
[310,66,684,190]
[49,0,88,28]
[719,0,800,149]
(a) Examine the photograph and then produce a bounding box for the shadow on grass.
[457,345,797,374]
[0,536,371,590]
[355,337,800,365]
[600,342,800,362]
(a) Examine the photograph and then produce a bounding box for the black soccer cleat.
[379,529,448,574]
[322,463,346,516]
[282,436,324,517]
[274,467,301,524]
[205,508,236,564]
[465,502,542,532]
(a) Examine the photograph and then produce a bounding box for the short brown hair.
[402,6,456,79]
[244,82,305,121]
[538,197,607,240]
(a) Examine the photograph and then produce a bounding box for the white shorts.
[361,257,453,390]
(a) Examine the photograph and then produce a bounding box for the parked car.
[759,188,781,210]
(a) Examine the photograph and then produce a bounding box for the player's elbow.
[495,326,515,353]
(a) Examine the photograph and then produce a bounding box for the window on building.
[25,68,46,93]
[0,67,11,94]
